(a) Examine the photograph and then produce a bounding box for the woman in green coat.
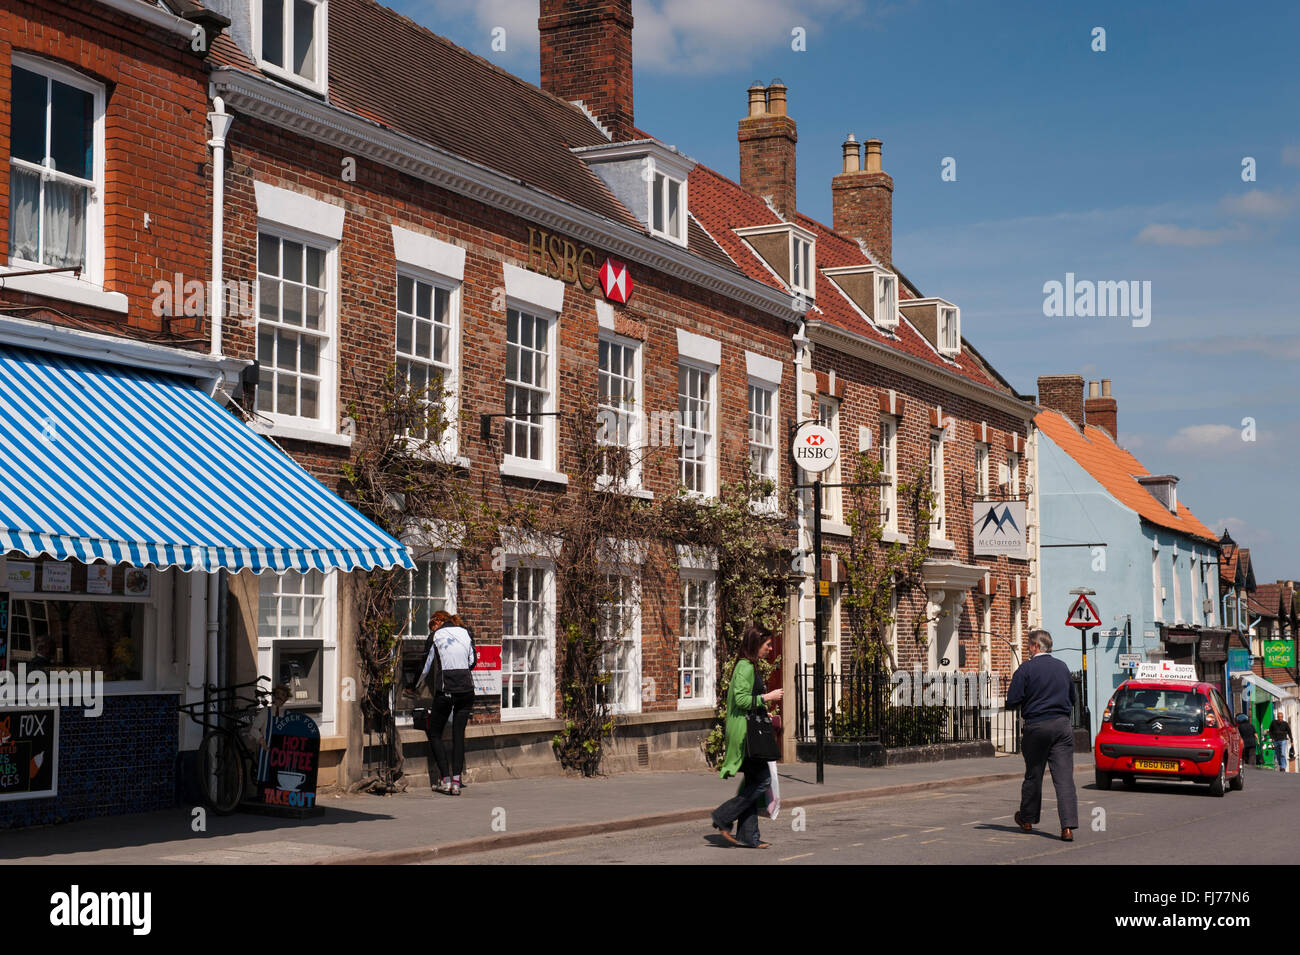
[711,626,783,848]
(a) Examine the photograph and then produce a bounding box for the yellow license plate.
[1134,758,1180,772]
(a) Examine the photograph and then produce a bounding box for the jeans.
[712,758,771,847]
[1020,716,1078,830]
[1275,738,1291,771]
[426,691,474,779]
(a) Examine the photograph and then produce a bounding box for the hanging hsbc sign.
[526,227,634,303]
[792,423,839,475]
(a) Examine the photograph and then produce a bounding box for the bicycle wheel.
[196,728,246,815]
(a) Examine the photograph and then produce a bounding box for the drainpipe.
[207,96,233,358]
[791,318,811,672]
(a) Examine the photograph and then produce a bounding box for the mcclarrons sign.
[526,227,633,304]
[972,501,1029,559]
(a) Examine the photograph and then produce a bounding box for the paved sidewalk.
[0,754,1092,864]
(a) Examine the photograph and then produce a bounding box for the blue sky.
[394,0,1300,583]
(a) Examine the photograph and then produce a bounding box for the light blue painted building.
[1034,380,1222,743]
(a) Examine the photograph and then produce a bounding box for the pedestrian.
[412,611,477,795]
[710,625,783,849]
[1267,713,1293,772]
[1236,714,1257,769]
[1006,629,1079,842]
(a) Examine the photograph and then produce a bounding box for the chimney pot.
[747,82,767,117]
[1088,380,1100,398]
[767,80,788,116]
[841,134,861,173]
[832,136,893,264]
[864,138,883,173]
[1101,378,1111,397]
[1084,378,1118,440]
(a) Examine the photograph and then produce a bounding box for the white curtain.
[8,168,40,262]
[42,176,86,270]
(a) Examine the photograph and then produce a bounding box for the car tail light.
[1102,697,1115,723]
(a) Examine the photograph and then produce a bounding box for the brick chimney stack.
[1085,378,1118,440]
[1037,374,1085,431]
[832,135,894,265]
[539,0,635,141]
[738,80,798,219]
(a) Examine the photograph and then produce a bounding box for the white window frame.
[1007,450,1021,498]
[395,264,461,460]
[939,305,961,355]
[677,358,718,499]
[929,429,946,542]
[503,300,560,473]
[597,331,644,491]
[252,0,329,95]
[255,224,339,434]
[598,572,642,714]
[818,397,842,521]
[1153,546,1163,623]
[880,416,899,533]
[747,378,779,506]
[790,234,815,299]
[975,442,990,498]
[256,569,339,737]
[678,569,716,709]
[500,556,556,721]
[874,272,898,329]
[648,166,688,246]
[7,54,106,289]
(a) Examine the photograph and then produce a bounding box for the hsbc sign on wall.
[972,501,1028,559]
[526,227,634,304]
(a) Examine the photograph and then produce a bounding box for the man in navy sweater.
[1006,629,1079,842]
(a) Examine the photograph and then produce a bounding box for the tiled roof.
[211,0,642,232]
[1249,583,1282,619]
[1035,409,1219,544]
[687,167,1006,392]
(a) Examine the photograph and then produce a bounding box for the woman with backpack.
[416,611,478,795]
[710,625,783,848]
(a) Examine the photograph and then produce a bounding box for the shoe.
[715,828,744,847]
[433,777,454,795]
[450,779,462,796]
[1061,828,1074,842]
[1013,811,1033,832]
[754,842,772,849]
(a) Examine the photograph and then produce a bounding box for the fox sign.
[792,423,839,475]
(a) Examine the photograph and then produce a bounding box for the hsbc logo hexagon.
[599,258,633,304]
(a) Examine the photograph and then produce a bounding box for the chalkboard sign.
[0,706,57,801]
[255,711,320,811]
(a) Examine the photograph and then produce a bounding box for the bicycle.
[179,676,272,814]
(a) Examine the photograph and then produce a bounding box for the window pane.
[282,240,303,282]
[667,178,680,237]
[262,0,285,66]
[293,0,317,80]
[11,68,47,165]
[42,177,88,270]
[652,174,665,233]
[49,79,94,180]
[9,168,41,262]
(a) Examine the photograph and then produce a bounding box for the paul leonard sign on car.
[792,423,839,475]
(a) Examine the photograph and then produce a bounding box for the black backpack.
[422,626,478,696]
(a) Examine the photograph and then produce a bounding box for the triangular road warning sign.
[1065,594,1101,628]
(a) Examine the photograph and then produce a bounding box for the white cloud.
[1207,516,1273,548]
[1169,335,1300,361]
[1135,223,1250,247]
[1164,423,1242,453]
[1218,189,1293,219]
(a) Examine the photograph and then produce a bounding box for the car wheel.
[1122,775,1137,789]
[1209,760,1227,797]
[1229,767,1245,791]
[1095,769,1113,791]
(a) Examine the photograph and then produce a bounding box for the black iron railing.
[796,665,1024,752]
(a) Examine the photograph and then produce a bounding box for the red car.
[1094,679,1244,796]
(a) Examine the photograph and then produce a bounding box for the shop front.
[0,334,410,827]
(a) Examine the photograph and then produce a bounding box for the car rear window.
[1110,687,1208,736]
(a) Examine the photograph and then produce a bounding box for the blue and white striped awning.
[0,345,412,574]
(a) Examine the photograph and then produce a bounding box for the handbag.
[743,667,781,761]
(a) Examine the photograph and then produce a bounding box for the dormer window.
[791,234,813,297]
[572,141,696,249]
[257,0,327,93]
[940,305,960,354]
[820,264,895,328]
[1137,474,1179,513]
[735,222,816,301]
[899,297,960,356]
[651,170,686,244]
